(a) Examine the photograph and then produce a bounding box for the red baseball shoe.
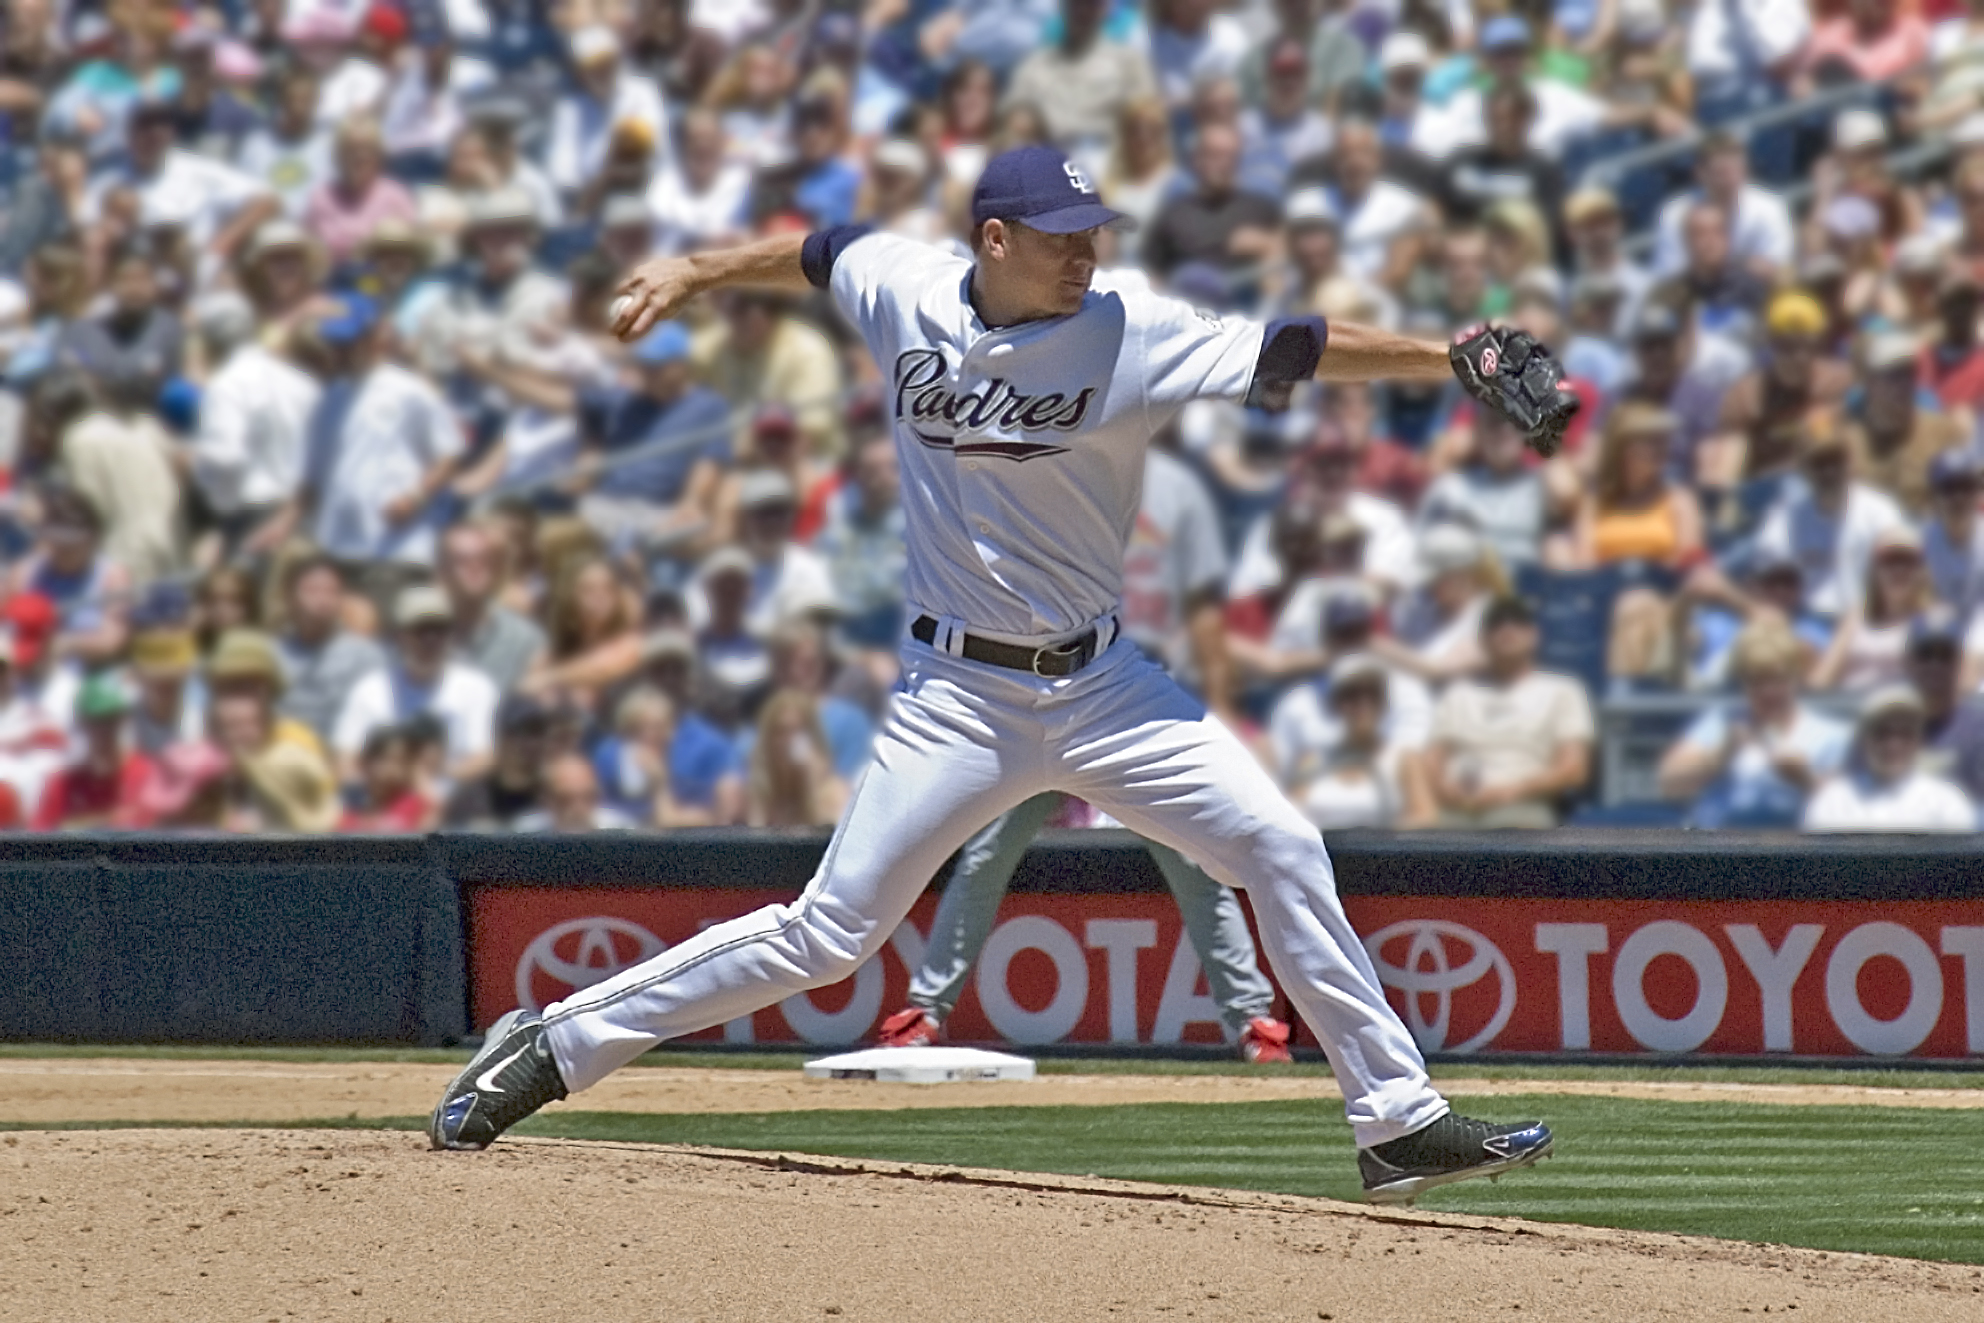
[876,1007,941,1048]
[1239,1016,1293,1063]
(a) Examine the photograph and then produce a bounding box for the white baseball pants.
[541,639,1447,1148]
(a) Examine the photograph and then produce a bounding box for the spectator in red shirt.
[34,673,151,831]
[1923,266,1984,419]
[340,725,434,832]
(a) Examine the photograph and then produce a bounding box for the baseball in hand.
[609,294,636,327]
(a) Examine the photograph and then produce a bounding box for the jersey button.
[966,460,979,470]
[978,523,990,534]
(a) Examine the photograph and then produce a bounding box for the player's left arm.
[1258,314,1579,457]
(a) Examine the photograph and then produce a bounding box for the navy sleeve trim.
[1253,315,1329,383]
[800,224,876,289]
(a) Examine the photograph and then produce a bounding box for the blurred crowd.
[2,0,1984,835]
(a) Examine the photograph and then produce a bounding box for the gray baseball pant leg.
[906,792,1060,1020]
[908,800,1278,1037]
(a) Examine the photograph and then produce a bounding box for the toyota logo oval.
[1363,919,1515,1054]
[515,917,668,1013]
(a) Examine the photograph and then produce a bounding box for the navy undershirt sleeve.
[1253,315,1330,384]
[800,224,876,289]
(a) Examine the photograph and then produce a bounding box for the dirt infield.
[5,1057,1984,1124]
[5,1128,1982,1323]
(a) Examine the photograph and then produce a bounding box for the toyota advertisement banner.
[468,888,1984,1058]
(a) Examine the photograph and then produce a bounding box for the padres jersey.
[828,232,1267,642]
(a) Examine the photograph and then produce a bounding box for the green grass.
[5,1041,1983,1091]
[480,1095,1984,1265]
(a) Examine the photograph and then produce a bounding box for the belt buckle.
[1033,634,1087,677]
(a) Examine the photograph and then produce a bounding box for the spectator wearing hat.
[1425,595,1596,827]
[80,94,279,258]
[463,94,564,228]
[235,219,328,347]
[692,289,843,457]
[863,140,949,252]
[1659,619,1851,828]
[1274,652,1434,829]
[32,672,148,830]
[1753,421,1911,619]
[699,469,839,636]
[1372,29,1465,163]
[7,486,131,671]
[412,185,566,380]
[236,62,334,219]
[443,693,553,829]
[1907,608,1984,798]
[1271,189,1398,330]
[1617,298,1752,460]
[1843,331,1968,516]
[1811,524,1940,693]
[748,77,862,231]
[54,243,184,410]
[188,291,321,555]
[549,25,670,206]
[1803,684,1978,832]
[127,619,205,758]
[1147,0,1251,112]
[340,724,435,832]
[272,553,386,746]
[1434,15,1613,161]
[336,583,499,785]
[1704,290,1854,487]
[1270,590,1435,752]
[1564,186,1652,335]
[1923,451,1984,625]
[1230,427,1421,607]
[0,624,65,816]
[812,430,907,652]
[1652,132,1797,282]
[302,114,417,262]
[205,631,341,833]
[1006,0,1158,161]
[644,107,751,256]
[437,522,545,695]
[293,293,464,586]
[1143,121,1282,280]
[722,403,840,545]
[1380,523,1503,684]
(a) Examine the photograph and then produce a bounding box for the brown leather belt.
[911,615,1109,677]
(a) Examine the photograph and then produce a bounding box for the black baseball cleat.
[1358,1112,1553,1205]
[429,1009,569,1151]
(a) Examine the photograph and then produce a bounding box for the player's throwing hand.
[1449,323,1579,459]
[609,256,700,340]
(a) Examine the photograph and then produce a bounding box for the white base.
[802,1045,1037,1084]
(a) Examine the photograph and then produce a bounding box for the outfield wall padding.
[2,831,1980,1048]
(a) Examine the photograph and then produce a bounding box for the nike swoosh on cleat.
[475,1044,530,1094]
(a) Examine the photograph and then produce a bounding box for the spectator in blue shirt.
[624,626,746,822]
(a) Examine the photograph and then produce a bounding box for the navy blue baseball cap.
[970,146,1134,234]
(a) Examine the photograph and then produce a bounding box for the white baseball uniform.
[540,232,1448,1147]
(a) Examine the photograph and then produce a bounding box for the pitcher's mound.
[3,1129,1976,1322]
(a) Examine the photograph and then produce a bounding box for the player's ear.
[979,219,1009,261]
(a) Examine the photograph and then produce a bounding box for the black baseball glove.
[1449,324,1580,458]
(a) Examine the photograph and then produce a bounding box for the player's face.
[1001,221,1099,317]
